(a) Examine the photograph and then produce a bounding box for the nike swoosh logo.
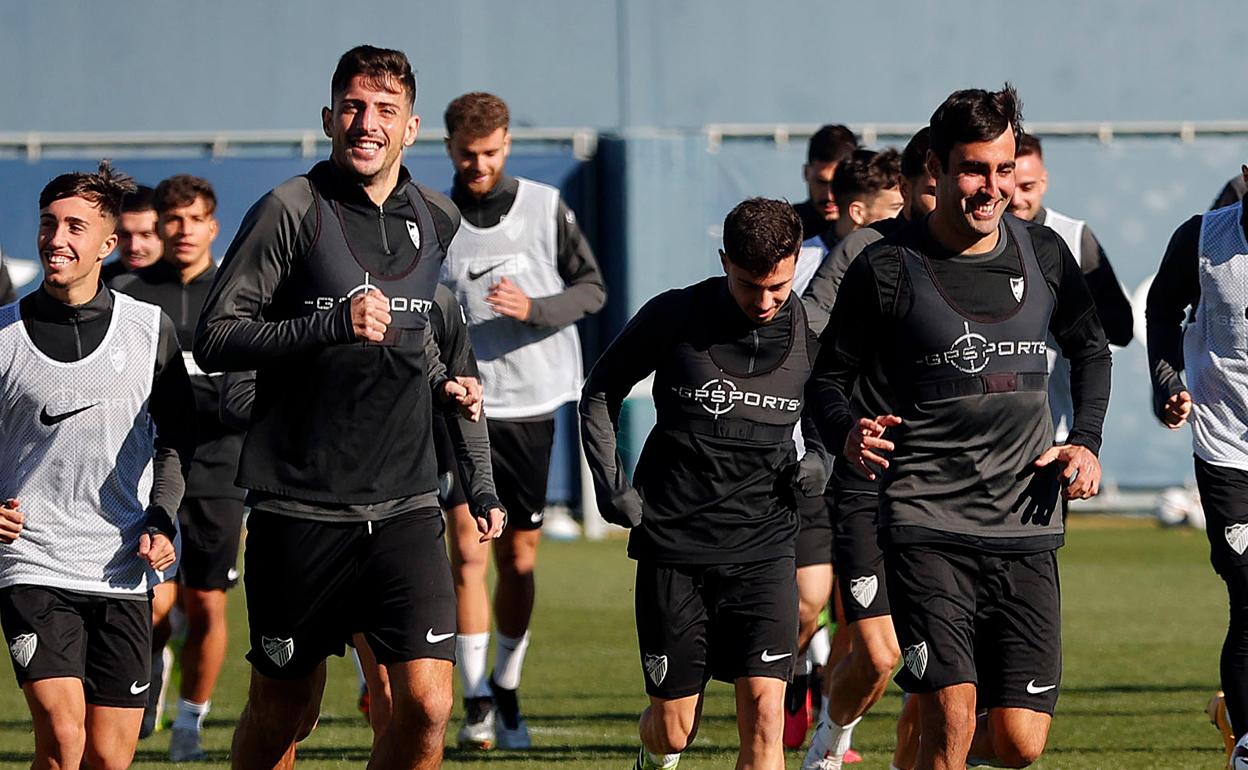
[426,629,454,644]
[760,650,792,663]
[130,681,151,695]
[467,262,505,281]
[40,403,98,426]
[1026,680,1057,694]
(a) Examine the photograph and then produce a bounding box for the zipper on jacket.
[378,205,391,255]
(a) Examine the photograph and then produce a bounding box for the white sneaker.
[457,697,496,750]
[541,506,581,541]
[495,713,531,749]
[169,726,205,762]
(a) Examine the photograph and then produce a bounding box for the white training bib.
[442,178,583,418]
[1186,201,1248,470]
[1040,207,1086,443]
[0,292,161,595]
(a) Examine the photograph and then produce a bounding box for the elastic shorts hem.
[986,695,1057,716]
[727,667,793,683]
[87,691,148,709]
[896,675,976,695]
[644,682,707,700]
[246,649,336,681]
[845,606,892,624]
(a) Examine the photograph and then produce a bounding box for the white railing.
[0,127,600,162]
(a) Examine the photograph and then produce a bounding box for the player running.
[194,46,503,770]
[1147,163,1248,763]
[801,127,936,770]
[582,198,823,770]
[0,162,193,770]
[440,91,606,750]
[809,86,1111,769]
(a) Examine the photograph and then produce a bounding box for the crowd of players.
[0,43,1246,770]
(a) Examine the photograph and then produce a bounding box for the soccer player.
[810,86,1112,769]
[112,174,247,760]
[784,146,903,750]
[440,91,606,749]
[102,185,164,285]
[1211,172,1247,210]
[794,125,860,241]
[801,127,936,770]
[194,46,504,770]
[1147,163,1248,763]
[582,198,823,770]
[1009,132,1135,442]
[804,131,934,336]
[0,162,192,770]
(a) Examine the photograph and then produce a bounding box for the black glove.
[794,450,832,498]
[600,488,644,529]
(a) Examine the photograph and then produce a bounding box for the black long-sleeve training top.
[809,216,1112,552]
[580,279,822,564]
[18,284,194,538]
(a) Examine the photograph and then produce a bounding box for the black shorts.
[635,558,798,699]
[1196,457,1248,577]
[833,488,890,623]
[795,488,834,569]
[433,414,468,509]
[179,497,246,591]
[242,509,457,679]
[0,586,151,708]
[490,418,555,529]
[886,545,1061,714]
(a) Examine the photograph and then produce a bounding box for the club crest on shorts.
[644,654,668,686]
[849,575,879,609]
[8,633,36,669]
[262,636,294,668]
[1010,276,1025,303]
[407,220,421,250]
[903,641,928,680]
[1227,523,1248,556]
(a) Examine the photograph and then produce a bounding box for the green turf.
[0,519,1230,768]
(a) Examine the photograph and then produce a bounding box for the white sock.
[645,748,681,768]
[456,632,491,698]
[809,625,831,667]
[823,716,860,759]
[492,631,530,690]
[350,648,366,692]
[173,699,210,732]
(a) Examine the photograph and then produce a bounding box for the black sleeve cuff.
[142,505,177,540]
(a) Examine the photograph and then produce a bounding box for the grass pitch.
[0,518,1228,768]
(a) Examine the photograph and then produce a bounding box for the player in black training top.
[581,198,826,770]
[810,86,1111,770]
[793,125,859,242]
[194,47,504,770]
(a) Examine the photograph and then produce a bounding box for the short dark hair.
[900,127,931,179]
[807,124,858,165]
[154,175,217,216]
[928,84,1023,168]
[1016,132,1043,160]
[832,148,902,212]
[331,45,417,107]
[445,92,510,138]
[722,198,802,275]
[121,184,156,214]
[39,160,136,221]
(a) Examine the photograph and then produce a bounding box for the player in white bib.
[1148,166,1248,763]
[0,163,193,770]
[440,92,606,750]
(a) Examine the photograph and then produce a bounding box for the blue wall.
[2,1,1245,133]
